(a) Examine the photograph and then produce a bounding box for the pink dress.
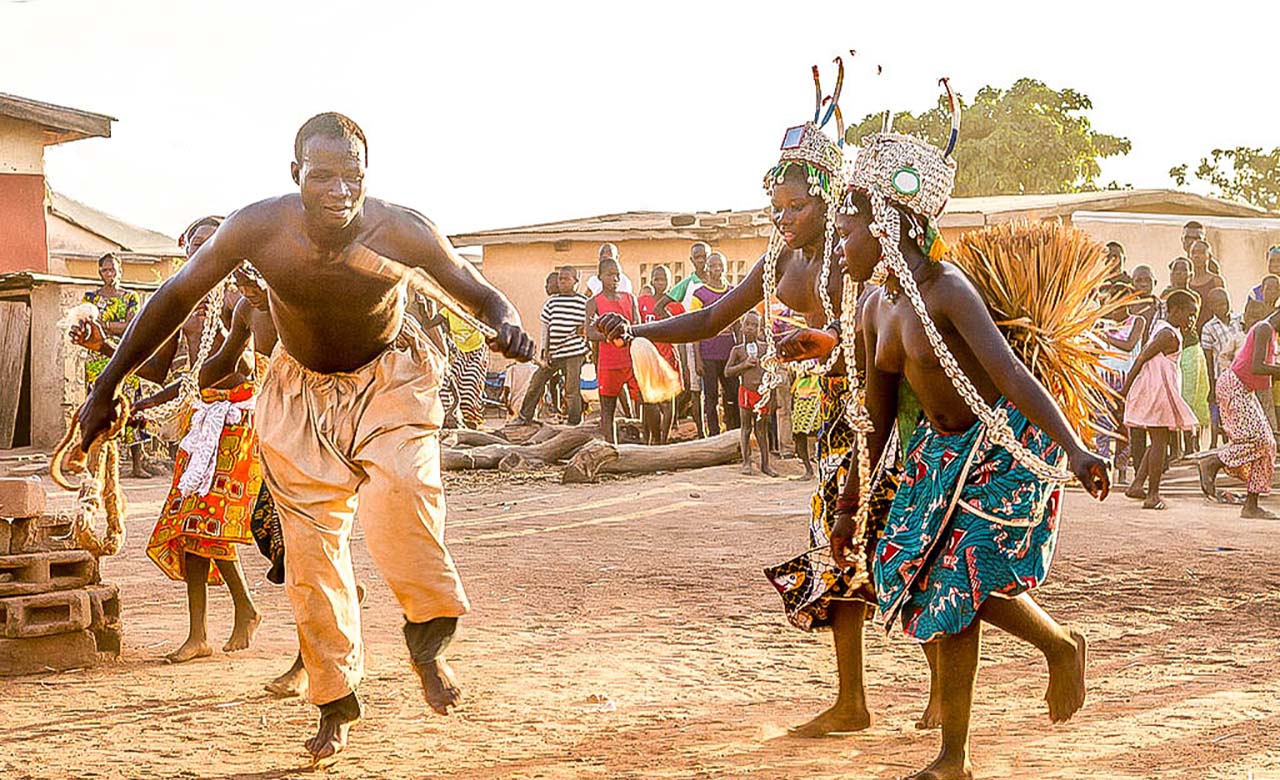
[1124,321,1198,430]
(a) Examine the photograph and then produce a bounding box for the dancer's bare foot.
[915,696,942,730]
[413,658,462,715]
[762,465,780,478]
[224,609,262,653]
[1124,483,1146,500]
[265,657,308,699]
[165,637,212,663]
[788,703,872,737]
[1045,631,1087,723]
[306,709,358,762]
[906,748,973,780]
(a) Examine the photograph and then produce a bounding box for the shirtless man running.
[78,112,534,761]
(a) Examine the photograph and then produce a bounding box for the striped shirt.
[541,294,589,360]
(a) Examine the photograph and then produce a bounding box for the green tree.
[1170,148,1280,211]
[846,78,1131,197]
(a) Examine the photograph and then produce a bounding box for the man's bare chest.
[254,246,401,316]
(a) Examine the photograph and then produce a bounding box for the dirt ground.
[2,457,1279,780]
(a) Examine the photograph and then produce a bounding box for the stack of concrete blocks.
[0,477,120,675]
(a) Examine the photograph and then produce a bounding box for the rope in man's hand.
[50,395,131,558]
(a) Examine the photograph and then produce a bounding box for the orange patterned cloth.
[146,382,262,583]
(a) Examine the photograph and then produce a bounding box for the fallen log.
[442,427,596,471]
[443,429,510,448]
[562,430,740,484]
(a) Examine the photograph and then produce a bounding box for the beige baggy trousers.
[257,320,470,705]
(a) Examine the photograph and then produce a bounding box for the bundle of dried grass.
[949,219,1136,440]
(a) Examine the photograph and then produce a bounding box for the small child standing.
[1122,290,1201,510]
[727,312,777,476]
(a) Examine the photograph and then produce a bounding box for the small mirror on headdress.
[781,126,806,150]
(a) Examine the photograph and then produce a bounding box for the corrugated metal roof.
[450,189,1270,247]
[48,191,181,257]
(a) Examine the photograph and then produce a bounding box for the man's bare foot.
[413,658,462,715]
[915,696,942,730]
[740,463,753,475]
[1124,484,1146,499]
[265,663,308,699]
[788,703,872,737]
[165,637,212,663]
[306,709,358,762]
[906,748,973,780]
[1045,631,1087,723]
[762,465,780,478]
[1241,505,1280,520]
[224,610,262,653]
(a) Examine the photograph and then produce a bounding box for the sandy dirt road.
[1,460,1278,779]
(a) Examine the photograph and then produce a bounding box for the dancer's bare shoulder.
[358,199,454,268]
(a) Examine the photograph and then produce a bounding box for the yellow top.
[443,309,485,353]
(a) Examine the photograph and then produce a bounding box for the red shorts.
[739,385,770,414]
[597,365,640,400]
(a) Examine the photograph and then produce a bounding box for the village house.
[0,92,181,450]
[451,189,1280,364]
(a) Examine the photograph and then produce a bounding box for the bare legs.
[266,652,309,698]
[166,552,259,663]
[405,616,462,715]
[910,594,1086,780]
[917,642,942,729]
[214,557,261,652]
[738,410,779,476]
[909,625,979,780]
[308,693,360,762]
[1126,426,1169,509]
[167,554,212,663]
[791,600,872,736]
[600,396,619,444]
[794,433,814,479]
[642,402,667,445]
[978,595,1086,722]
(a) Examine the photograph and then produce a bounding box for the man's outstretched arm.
[79,209,253,446]
[395,206,533,360]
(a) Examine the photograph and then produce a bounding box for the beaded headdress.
[756,57,851,400]
[842,79,1072,484]
[844,79,960,264]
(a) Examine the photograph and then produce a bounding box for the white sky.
[3,0,1278,240]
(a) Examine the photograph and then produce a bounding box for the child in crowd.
[638,265,680,444]
[726,312,776,476]
[586,257,642,443]
[1199,288,1244,449]
[1122,290,1201,510]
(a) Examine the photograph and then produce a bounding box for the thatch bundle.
[948,219,1135,440]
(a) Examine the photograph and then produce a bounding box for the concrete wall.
[0,116,43,175]
[27,280,94,449]
[0,117,48,275]
[1072,213,1280,307]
